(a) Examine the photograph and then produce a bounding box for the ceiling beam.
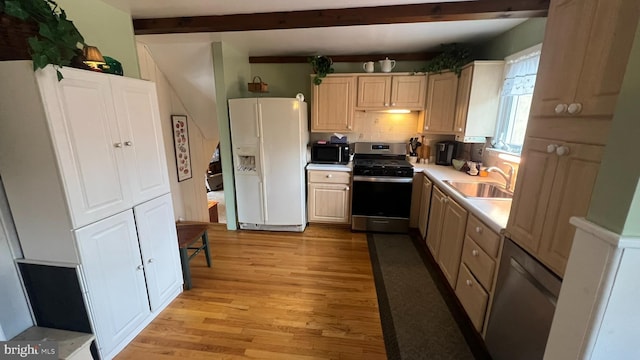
[249,52,440,64]
[133,0,550,35]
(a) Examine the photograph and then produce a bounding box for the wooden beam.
[249,52,440,64]
[133,0,549,35]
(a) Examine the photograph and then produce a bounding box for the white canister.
[363,61,375,73]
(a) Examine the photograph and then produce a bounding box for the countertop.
[306,162,353,172]
[412,163,512,234]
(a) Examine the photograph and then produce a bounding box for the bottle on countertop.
[467,161,479,176]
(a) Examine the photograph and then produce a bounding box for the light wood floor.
[116,224,386,360]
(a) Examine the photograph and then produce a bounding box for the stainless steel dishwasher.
[485,238,562,360]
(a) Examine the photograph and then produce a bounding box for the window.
[492,44,542,154]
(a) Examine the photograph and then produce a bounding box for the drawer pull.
[475,226,483,234]
[466,279,473,287]
[136,265,144,271]
[472,249,479,257]
[326,174,333,178]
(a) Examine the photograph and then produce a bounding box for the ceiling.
[102,0,538,143]
[105,0,530,57]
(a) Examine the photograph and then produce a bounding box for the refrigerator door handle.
[254,104,260,138]
[262,181,268,222]
[257,103,268,222]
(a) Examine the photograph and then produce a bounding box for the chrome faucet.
[487,162,516,191]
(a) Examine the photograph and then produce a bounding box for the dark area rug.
[367,233,477,360]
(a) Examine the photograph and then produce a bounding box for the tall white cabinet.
[0,61,182,359]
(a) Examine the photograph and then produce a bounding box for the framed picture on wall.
[171,115,192,182]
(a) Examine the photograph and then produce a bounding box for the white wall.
[137,44,217,222]
[0,178,33,340]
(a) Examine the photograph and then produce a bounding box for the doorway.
[206,143,226,224]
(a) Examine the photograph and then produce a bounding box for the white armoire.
[0,61,183,359]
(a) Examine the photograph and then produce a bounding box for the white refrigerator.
[228,97,309,231]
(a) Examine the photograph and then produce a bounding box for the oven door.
[351,175,413,232]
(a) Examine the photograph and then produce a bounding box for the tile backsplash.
[310,111,454,160]
[351,111,420,142]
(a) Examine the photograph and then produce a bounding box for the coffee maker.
[435,141,457,165]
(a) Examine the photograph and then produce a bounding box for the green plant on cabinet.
[421,43,472,76]
[309,55,335,85]
[1,0,85,80]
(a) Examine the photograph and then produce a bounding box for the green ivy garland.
[422,43,472,76]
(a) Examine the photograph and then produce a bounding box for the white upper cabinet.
[39,66,169,228]
[42,67,132,227]
[0,62,172,263]
[110,76,170,205]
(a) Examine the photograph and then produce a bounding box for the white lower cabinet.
[134,195,182,312]
[76,210,149,357]
[76,194,181,358]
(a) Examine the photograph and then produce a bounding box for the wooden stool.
[176,223,211,289]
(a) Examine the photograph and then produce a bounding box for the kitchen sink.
[444,180,513,200]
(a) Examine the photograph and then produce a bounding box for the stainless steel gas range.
[351,142,414,233]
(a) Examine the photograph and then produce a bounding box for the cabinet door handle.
[458,127,463,132]
[114,142,123,148]
[425,126,429,130]
[466,279,473,287]
[391,102,396,106]
[384,103,389,107]
[556,145,570,156]
[148,258,155,264]
[554,103,568,114]
[472,249,479,257]
[443,198,449,204]
[475,226,483,234]
[345,186,350,191]
[546,144,558,153]
[124,141,133,146]
[567,103,582,115]
[136,265,144,271]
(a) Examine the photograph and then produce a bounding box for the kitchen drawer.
[461,236,496,290]
[466,214,500,258]
[455,263,489,332]
[308,170,350,184]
